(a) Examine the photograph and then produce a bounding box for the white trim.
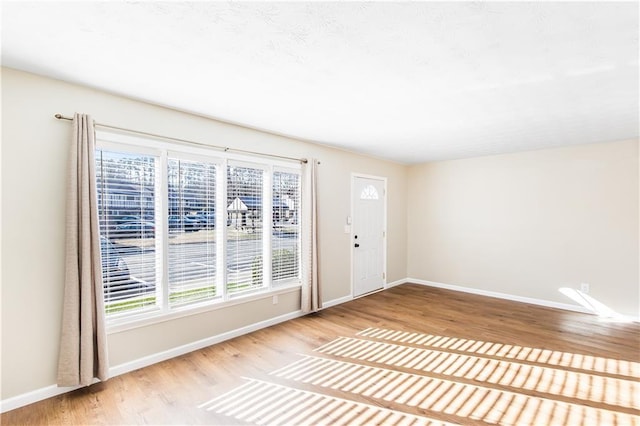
[97,129,303,330]
[320,275,593,310]
[321,295,353,309]
[1,383,88,414]
[4,280,635,412]
[350,173,388,297]
[96,130,300,170]
[107,285,301,333]
[219,158,229,300]
[410,278,640,322]
[408,278,593,314]
[1,309,304,413]
[384,278,406,289]
[352,287,386,300]
[108,310,303,377]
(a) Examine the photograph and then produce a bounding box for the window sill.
[106,284,302,334]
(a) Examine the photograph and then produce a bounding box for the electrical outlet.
[272,295,278,305]
[580,283,590,294]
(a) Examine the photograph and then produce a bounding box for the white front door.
[352,176,386,297]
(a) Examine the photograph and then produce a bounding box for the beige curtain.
[57,113,109,386]
[301,158,320,313]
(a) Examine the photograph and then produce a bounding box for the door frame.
[350,173,388,299]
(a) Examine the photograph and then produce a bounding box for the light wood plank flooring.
[2,284,639,425]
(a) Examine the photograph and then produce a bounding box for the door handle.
[354,243,360,248]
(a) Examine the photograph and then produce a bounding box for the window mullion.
[97,132,302,325]
[159,151,169,312]
[296,173,302,283]
[219,158,228,301]
[263,165,273,289]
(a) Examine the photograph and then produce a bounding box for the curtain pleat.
[57,113,109,386]
[301,158,320,313]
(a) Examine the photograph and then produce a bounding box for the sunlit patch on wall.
[559,287,636,323]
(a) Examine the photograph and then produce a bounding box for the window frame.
[225,159,269,298]
[271,166,302,287]
[165,154,222,308]
[95,131,303,332]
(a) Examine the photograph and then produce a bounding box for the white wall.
[3,65,638,406]
[407,140,639,317]
[0,67,408,400]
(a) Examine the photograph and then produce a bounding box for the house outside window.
[95,131,302,326]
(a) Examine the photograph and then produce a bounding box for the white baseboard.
[0,295,370,413]
[109,309,304,377]
[385,278,405,289]
[407,278,592,314]
[321,279,407,308]
[0,383,88,414]
[322,294,353,309]
[2,294,362,413]
[3,279,632,412]
[1,310,304,413]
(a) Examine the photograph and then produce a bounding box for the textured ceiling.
[2,1,638,164]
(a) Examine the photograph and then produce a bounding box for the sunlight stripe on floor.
[200,378,455,426]
[273,355,640,426]
[315,337,640,410]
[356,327,640,379]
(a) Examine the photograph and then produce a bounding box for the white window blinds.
[167,158,219,307]
[226,164,264,295]
[95,133,302,323]
[96,150,159,314]
[272,170,301,285]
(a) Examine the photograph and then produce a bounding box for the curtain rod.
[54,114,309,164]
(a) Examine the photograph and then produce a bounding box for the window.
[96,150,159,313]
[95,133,302,324]
[272,171,300,284]
[167,157,218,306]
[227,164,264,295]
[360,184,379,200]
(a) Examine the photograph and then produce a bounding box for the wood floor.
[3,284,639,425]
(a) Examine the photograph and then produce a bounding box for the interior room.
[1,2,638,425]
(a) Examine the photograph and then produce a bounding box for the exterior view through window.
[272,171,300,283]
[97,150,158,313]
[168,158,218,306]
[227,165,264,294]
[95,135,301,322]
